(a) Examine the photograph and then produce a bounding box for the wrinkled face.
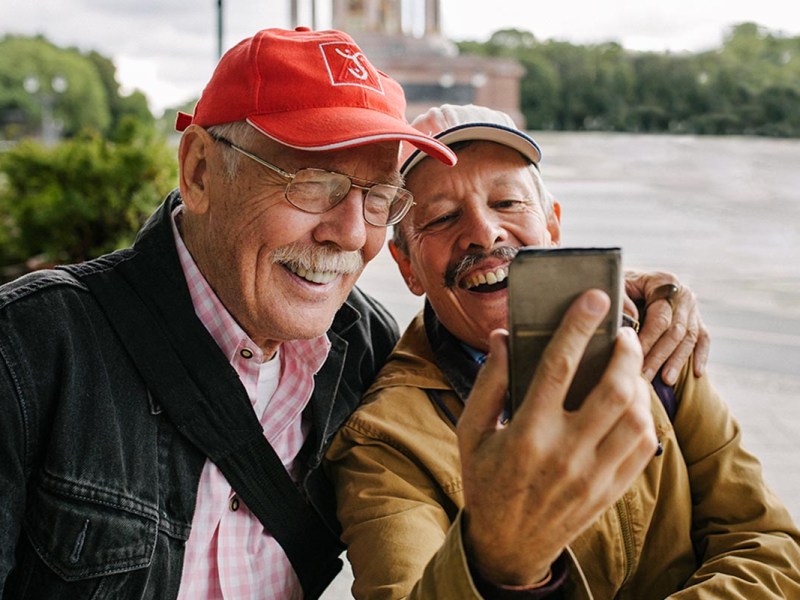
[393,141,561,351]
[183,133,399,351]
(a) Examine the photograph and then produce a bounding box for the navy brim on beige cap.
[399,104,541,176]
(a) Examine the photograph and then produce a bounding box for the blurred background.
[1,2,798,597]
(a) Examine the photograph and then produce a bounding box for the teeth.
[287,264,338,284]
[464,267,508,290]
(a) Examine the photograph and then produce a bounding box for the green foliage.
[0,35,167,278]
[0,119,177,273]
[0,35,110,138]
[518,54,560,130]
[456,22,800,137]
[85,50,156,136]
[487,29,537,52]
[0,35,155,140]
[157,96,198,135]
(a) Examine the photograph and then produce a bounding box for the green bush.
[0,119,177,278]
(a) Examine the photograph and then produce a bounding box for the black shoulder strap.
[72,265,342,599]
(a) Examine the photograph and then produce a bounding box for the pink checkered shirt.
[170,206,331,599]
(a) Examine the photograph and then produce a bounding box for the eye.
[421,212,458,231]
[366,186,396,204]
[493,198,529,210]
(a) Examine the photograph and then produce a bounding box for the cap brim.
[400,123,541,176]
[247,107,457,167]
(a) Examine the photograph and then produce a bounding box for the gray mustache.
[270,243,363,274]
[444,246,519,288]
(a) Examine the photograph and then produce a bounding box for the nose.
[457,204,507,251]
[313,186,369,251]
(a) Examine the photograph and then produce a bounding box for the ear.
[547,200,562,246]
[178,125,212,214]
[388,239,425,296]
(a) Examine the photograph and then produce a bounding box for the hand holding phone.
[508,247,622,413]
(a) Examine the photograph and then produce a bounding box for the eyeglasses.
[211,135,415,227]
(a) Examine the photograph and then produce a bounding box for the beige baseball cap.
[399,103,541,176]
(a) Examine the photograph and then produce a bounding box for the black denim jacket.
[0,191,399,599]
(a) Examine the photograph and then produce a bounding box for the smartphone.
[508,247,622,413]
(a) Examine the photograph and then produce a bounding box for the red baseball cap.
[176,27,456,166]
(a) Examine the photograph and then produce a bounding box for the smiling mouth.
[284,263,338,285]
[461,265,509,293]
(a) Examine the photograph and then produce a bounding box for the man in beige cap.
[326,104,800,599]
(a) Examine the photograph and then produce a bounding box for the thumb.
[457,329,510,457]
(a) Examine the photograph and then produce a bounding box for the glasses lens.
[287,169,413,227]
[287,169,351,213]
[366,186,413,226]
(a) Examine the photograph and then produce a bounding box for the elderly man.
[0,27,459,599]
[326,104,800,599]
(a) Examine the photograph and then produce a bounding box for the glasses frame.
[210,134,414,227]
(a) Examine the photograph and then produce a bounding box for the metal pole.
[217,0,224,58]
[311,0,317,30]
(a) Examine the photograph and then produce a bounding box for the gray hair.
[392,143,557,254]
[206,121,262,181]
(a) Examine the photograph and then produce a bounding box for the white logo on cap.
[335,48,369,80]
[319,42,385,95]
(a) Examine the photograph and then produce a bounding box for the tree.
[487,29,537,52]
[86,50,155,137]
[455,22,800,137]
[0,35,112,139]
[0,35,155,141]
[538,41,598,130]
[518,53,560,129]
[0,118,177,277]
[755,85,800,136]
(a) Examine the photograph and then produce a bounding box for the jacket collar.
[423,300,482,403]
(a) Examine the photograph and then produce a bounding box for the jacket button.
[229,496,240,512]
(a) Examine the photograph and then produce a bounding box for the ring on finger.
[647,283,680,308]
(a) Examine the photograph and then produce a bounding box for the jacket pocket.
[24,472,158,581]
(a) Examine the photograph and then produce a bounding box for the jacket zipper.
[615,495,635,585]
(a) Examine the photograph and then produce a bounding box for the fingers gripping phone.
[508,247,622,413]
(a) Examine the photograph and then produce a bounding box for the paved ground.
[321,131,800,598]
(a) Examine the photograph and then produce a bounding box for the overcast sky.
[2,0,799,116]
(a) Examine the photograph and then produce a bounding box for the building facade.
[289,0,524,126]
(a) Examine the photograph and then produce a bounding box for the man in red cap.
[0,29,706,600]
[0,27,455,600]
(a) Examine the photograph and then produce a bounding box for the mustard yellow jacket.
[325,312,800,599]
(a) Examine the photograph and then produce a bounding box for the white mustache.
[269,243,363,275]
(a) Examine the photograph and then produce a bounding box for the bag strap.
[72,264,341,599]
